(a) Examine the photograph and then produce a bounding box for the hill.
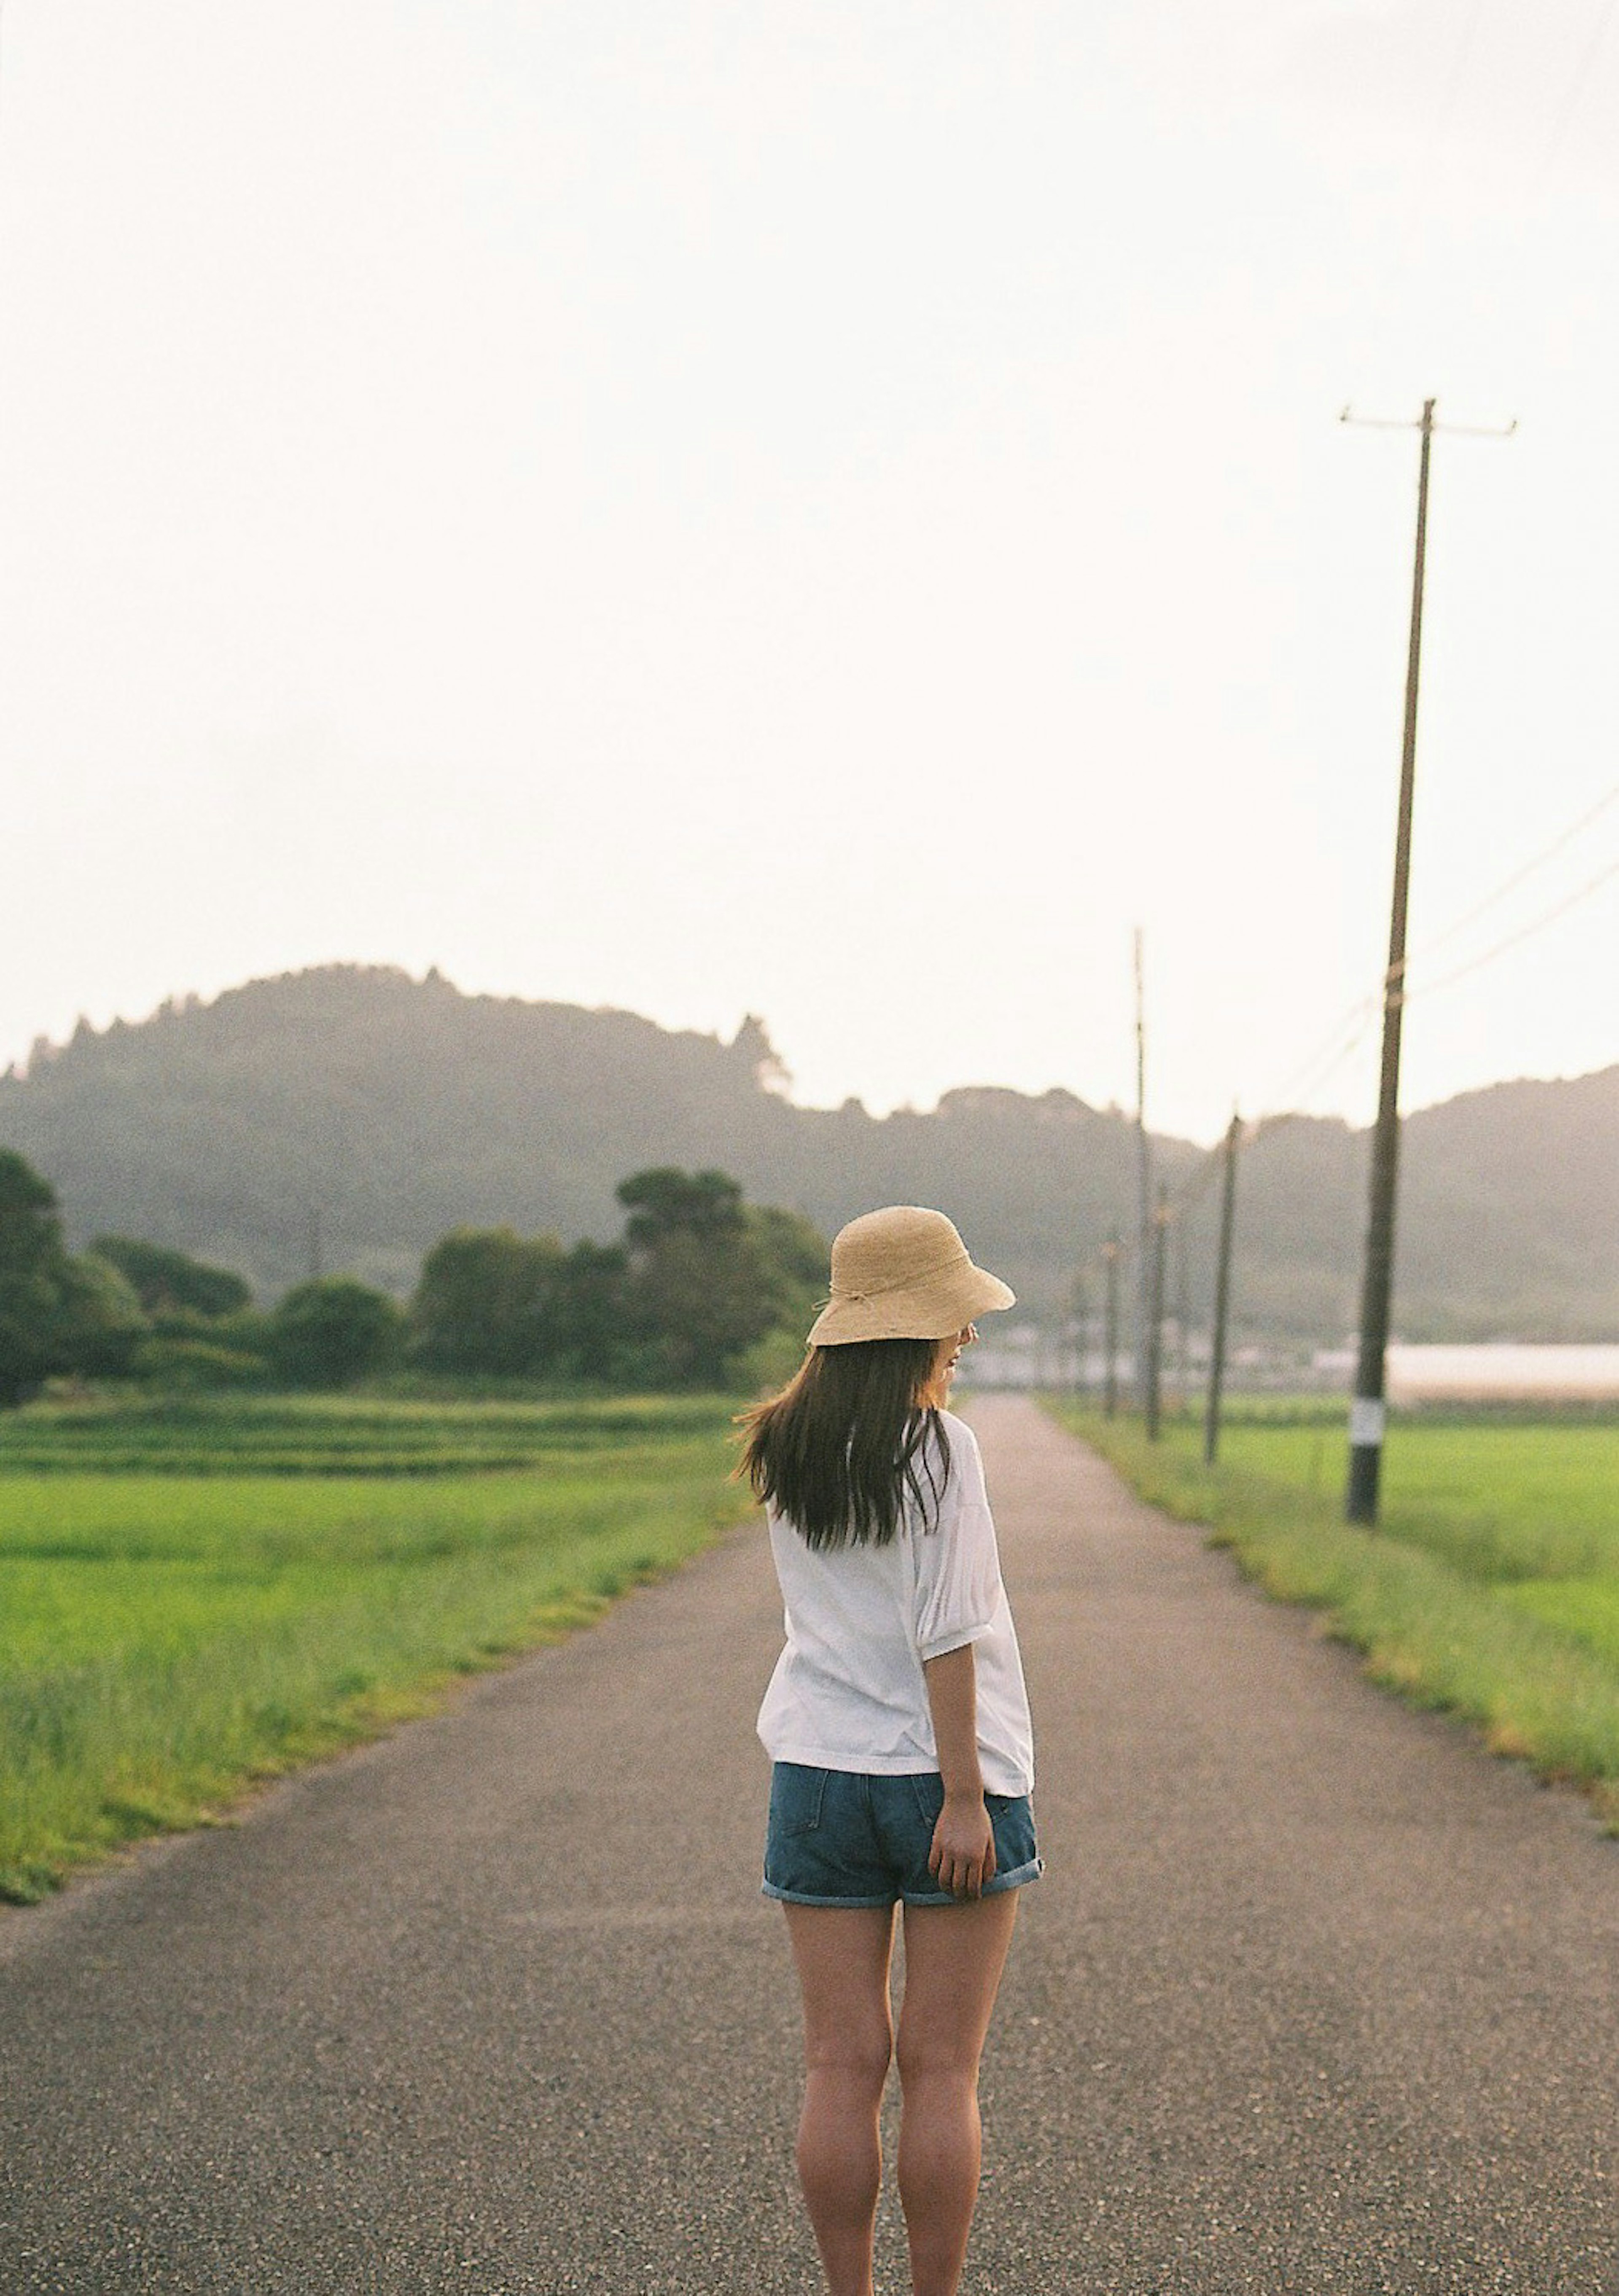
[1,965,1615,1344]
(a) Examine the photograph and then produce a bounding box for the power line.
[1379,1,1488,274]
[1243,777,1619,1121]
[1251,989,1384,1121]
[1115,829,1614,1258]
[1524,0,1619,199]
[1067,842,1613,1424]
[1406,847,1619,1000]
[1273,1006,1385,1116]
[1403,778,1619,971]
[1430,0,1490,142]
[1127,817,1614,1236]
[1348,0,1487,381]
[1072,788,1613,1301]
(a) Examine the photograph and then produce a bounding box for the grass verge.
[1042,1401,1619,1834]
[0,1399,752,1905]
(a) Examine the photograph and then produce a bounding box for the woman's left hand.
[928,1792,997,1900]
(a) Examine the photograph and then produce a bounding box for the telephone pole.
[1144,1186,1167,1442]
[1133,929,1153,1414]
[1203,1110,1241,1467]
[1102,1236,1120,1418]
[1341,398,1514,1524]
[1069,1269,1088,1398]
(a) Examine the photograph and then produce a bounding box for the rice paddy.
[0,1394,751,1904]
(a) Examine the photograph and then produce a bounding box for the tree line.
[0,1148,824,1405]
[9,964,1618,1342]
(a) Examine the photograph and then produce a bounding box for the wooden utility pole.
[1133,929,1153,1414]
[1144,1187,1167,1442]
[1203,1110,1241,1467]
[1103,1237,1120,1418]
[1340,397,1514,1524]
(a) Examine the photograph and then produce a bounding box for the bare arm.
[921,1643,997,1899]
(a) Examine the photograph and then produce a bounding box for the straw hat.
[806,1206,1015,1347]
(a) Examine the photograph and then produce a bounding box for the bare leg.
[896,1892,1019,2296]
[782,1903,898,2296]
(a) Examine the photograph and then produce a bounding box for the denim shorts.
[761,1762,1043,1909]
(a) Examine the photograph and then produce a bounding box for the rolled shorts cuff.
[761,1852,1043,1909]
[895,1851,1044,1908]
[758,1881,896,1908]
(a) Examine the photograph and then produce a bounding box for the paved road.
[2,1398,1615,2293]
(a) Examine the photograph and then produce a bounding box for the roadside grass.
[0,1397,753,1905]
[1042,1402,1619,1831]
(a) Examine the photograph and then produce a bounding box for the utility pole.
[1133,928,1153,1414]
[1103,1236,1120,1418]
[1144,1186,1167,1443]
[1340,398,1514,1524]
[307,1203,324,1284]
[1203,1110,1241,1467]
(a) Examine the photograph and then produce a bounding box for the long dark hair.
[736,1338,952,1550]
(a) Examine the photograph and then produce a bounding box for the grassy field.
[0,1394,752,1905]
[1044,1400,1619,1828]
[0,1392,730,1476]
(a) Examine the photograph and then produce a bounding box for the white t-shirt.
[755,1410,1035,1798]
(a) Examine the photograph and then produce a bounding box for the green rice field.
[1045,1399,1619,1827]
[0,1395,751,1905]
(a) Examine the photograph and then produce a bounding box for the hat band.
[831,1246,971,1305]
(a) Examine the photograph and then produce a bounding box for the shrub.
[130,1335,271,1391]
[268,1278,403,1390]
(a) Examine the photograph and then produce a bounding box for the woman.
[740,1204,1039,2296]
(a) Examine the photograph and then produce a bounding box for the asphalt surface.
[2,1396,1615,2294]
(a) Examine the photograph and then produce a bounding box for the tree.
[54,1253,149,1379]
[0,1149,72,1406]
[268,1277,403,1390]
[409,1227,645,1384]
[89,1235,252,1320]
[0,1151,150,1398]
[410,1228,566,1377]
[746,1202,827,1322]
[616,1167,784,1387]
[617,1167,750,1248]
[548,1240,635,1383]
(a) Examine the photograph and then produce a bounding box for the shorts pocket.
[907,1772,946,1830]
[771,1764,829,1838]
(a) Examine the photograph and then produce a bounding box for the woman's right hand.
[928,1791,997,1901]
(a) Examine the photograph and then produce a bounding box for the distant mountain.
[2,964,1615,1343]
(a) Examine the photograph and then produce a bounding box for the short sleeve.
[912,1422,1006,1662]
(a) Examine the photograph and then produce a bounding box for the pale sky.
[3,1,1616,1145]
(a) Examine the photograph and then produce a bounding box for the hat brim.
[806,1262,1015,1348]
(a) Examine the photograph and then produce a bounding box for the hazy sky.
[3,1,1616,1144]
